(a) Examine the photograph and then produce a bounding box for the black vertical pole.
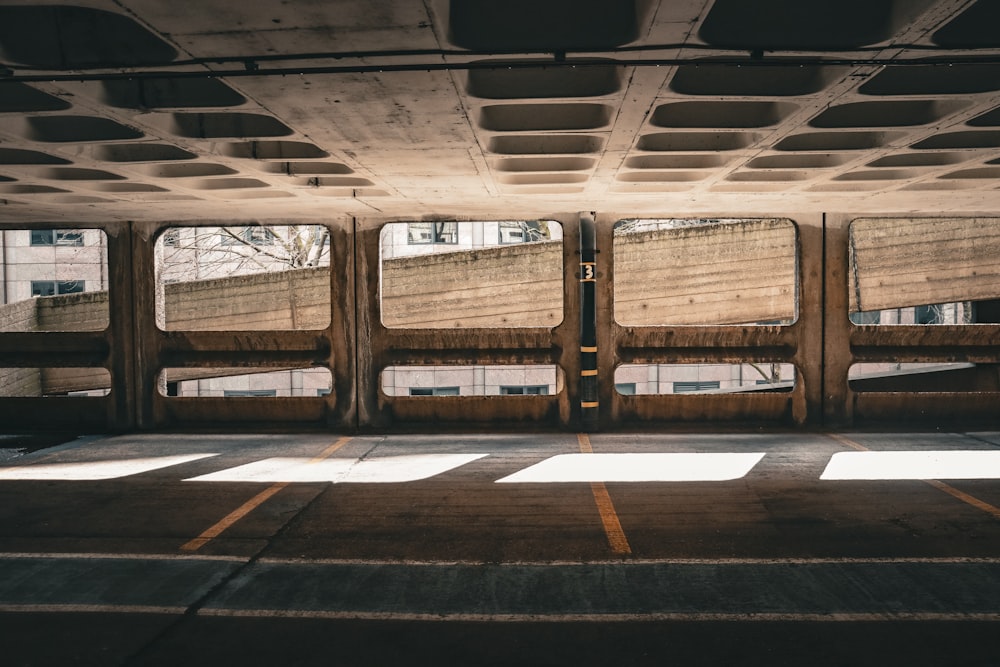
[579,212,599,431]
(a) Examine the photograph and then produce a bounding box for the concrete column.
[823,214,855,426]
[579,212,598,432]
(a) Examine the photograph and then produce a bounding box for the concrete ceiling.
[1,0,999,223]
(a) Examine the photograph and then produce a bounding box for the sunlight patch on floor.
[821,451,1000,480]
[184,454,488,483]
[496,453,766,483]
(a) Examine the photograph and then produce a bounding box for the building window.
[409,387,460,396]
[499,385,549,395]
[31,280,85,297]
[407,222,458,245]
[162,229,180,247]
[498,221,546,244]
[223,389,278,397]
[850,310,881,325]
[219,226,276,246]
[615,383,636,395]
[673,381,721,393]
[30,229,84,246]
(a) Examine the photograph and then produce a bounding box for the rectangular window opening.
[157,367,333,397]
[0,367,111,397]
[499,385,549,395]
[407,221,458,245]
[154,225,332,331]
[849,217,1000,326]
[613,218,798,326]
[409,386,461,396]
[379,220,564,329]
[614,363,796,395]
[29,229,84,247]
[382,365,563,397]
[1,228,109,332]
[849,362,999,393]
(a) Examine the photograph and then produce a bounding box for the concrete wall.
[4,217,1000,402]
[162,265,330,331]
[614,219,798,326]
[850,217,1000,312]
[381,240,563,328]
[36,291,109,331]
[0,298,38,333]
[0,366,42,397]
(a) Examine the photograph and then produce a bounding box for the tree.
[158,223,330,283]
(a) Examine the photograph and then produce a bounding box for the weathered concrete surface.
[2,1,1000,223]
[850,217,1000,313]
[614,219,798,326]
[381,241,563,328]
[2,432,1000,664]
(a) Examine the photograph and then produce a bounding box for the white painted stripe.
[0,454,219,481]
[821,450,1000,480]
[198,608,1000,623]
[184,453,488,483]
[0,552,248,563]
[0,604,187,615]
[496,452,766,483]
[3,554,998,567]
[254,556,1000,566]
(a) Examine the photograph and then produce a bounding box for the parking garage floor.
[2,430,1000,666]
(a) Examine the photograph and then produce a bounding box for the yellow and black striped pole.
[579,212,598,431]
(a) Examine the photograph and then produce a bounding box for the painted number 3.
[581,263,595,280]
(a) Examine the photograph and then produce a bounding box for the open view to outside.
[157,367,332,398]
[0,228,109,333]
[154,224,332,398]
[5,217,996,402]
[848,217,1000,393]
[0,228,110,398]
[379,220,563,329]
[614,363,796,395]
[612,218,798,395]
[0,367,111,398]
[381,365,562,397]
[613,218,798,327]
[155,224,331,331]
[847,217,994,326]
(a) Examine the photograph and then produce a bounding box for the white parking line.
[0,454,218,481]
[496,452,766,483]
[821,450,1000,480]
[184,453,489,483]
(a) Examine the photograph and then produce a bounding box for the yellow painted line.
[578,434,632,556]
[826,433,1000,521]
[827,433,868,452]
[181,436,353,552]
[310,436,354,463]
[581,369,598,377]
[581,401,599,409]
[924,479,1000,521]
[580,346,598,353]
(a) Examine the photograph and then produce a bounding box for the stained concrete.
[1,431,1000,664]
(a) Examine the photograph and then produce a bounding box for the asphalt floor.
[1,430,999,666]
